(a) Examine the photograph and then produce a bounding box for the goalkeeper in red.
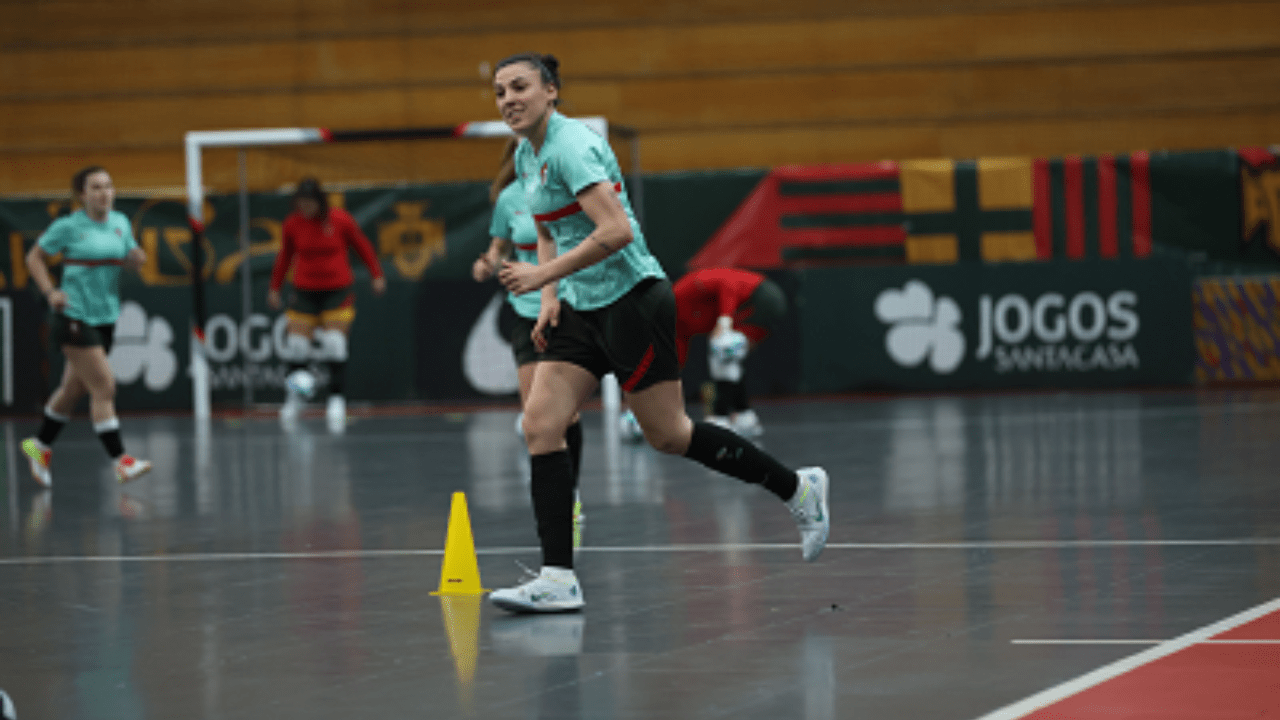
[675,268,786,437]
[268,178,386,428]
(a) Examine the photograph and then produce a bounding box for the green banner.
[798,259,1195,392]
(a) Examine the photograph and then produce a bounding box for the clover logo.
[109,301,178,391]
[874,280,965,374]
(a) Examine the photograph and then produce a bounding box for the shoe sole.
[490,596,584,615]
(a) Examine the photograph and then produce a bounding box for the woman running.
[268,178,386,427]
[489,53,830,614]
[22,166,153,487]
[473,138,584,545]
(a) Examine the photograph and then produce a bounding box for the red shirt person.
[268,178,385,429]
[670,267,787,437]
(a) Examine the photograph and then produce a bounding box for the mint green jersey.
[38,210,137,325]
[489,179,543,320]
[515,112,665,311]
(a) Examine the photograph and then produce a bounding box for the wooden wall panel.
[2,0,1278,194]
[5,0,1243,46]
[5,3,1277,96]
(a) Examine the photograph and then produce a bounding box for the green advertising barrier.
[798,259,1195,392]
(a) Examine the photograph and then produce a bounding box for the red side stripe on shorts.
[621,345,656,392]
[534,182,623,223]
[515,243,537,251]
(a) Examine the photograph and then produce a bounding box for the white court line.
[1012,639,1162,645]
[976,597,1280,720]
[0,536,1278,566]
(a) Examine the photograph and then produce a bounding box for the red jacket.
[672,268,766,366]
[270,207,383,292]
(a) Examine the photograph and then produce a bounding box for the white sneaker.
[115,455,153,484]
[326,395,346,425]
[1,687,15,720]
[618,410,644,442]
[732,409,764,438]
[705,415,733,430]
[285,369,317,399]
[21,437,52,488]
[788,467,830,562]
[490,566,585,614]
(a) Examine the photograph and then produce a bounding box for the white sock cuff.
[93,417,120,433]
[318,329,348,361]
[286,332,311,360]
[45,404,70,423]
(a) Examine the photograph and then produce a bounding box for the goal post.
[183,118,637,422]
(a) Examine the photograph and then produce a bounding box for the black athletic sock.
[713,380,735,416]
[328,361,346,396]
[287,361,307,375]
[530,450,576,569]
[683,421,798,501]
[725,380,750,412]
[96,430,124,459]
[37,409,67,446]
[565,420,584,486]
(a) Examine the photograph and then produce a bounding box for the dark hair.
[489,138,520,204]
[494,52,561,105]
[72,165,108,196]
[293,177,329,218]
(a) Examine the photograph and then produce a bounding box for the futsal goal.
[182,119,638,422]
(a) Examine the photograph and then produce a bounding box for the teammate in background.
[21,165,154,487]
[680,268,787,436]
[490,52,830,614]
[268,178,386,428]
[473,138,584,546]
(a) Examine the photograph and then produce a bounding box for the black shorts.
[287,287,355,325]
[509,315,542,367]
[542,277,680,393]
[51,313,115,353]
[739,278,787,330]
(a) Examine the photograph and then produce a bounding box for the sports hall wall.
[3,0,1280,194]
[2,146,1278,413]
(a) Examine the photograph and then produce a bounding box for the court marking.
[0,536,1278,566]
[1013,638,1280,645]
[975,597,1280,720]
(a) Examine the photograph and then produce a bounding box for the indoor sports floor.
[1,388,1278,719]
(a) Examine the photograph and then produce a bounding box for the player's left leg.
[317,290,356,429]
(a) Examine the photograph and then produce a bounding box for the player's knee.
[642,417,693,455]
[316,328,348,361]
[522,409,567,450]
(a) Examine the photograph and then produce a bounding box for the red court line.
[1213,611,1280,641]
[1022,644,1280,720]
[978,599,1280,720]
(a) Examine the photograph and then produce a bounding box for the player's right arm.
[267,219,297,309]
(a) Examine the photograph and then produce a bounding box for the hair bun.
[540,54,561,81]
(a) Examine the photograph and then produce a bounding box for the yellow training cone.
[432,492,488,596]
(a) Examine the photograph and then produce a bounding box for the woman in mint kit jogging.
[487,53,830,614]
[23,165,153,487]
